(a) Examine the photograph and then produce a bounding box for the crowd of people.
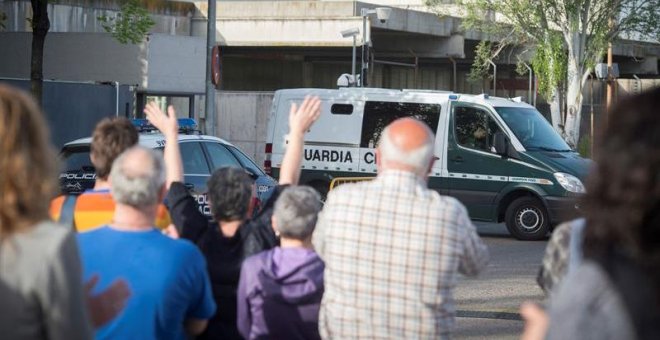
[0,82,658,340]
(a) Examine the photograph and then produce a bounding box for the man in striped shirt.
[313,118,489,339]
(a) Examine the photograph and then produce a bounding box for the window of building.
[360,101,441,148]
[453,106,502,153]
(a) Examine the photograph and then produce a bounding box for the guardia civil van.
[265,88,590,240]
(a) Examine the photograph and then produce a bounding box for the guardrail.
[329,177,375,191]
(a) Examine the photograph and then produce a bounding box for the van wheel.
[504,197,550,241]
[309,181,330,201]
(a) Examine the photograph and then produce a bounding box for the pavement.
[453,222,548,339]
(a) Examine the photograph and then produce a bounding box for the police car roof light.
[131,118,198,133]
[476,93,490,100]
[178,118,197,131]
[131,119,155,132]
[449,94,459,100]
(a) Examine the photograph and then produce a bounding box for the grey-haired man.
[77,146,216,339]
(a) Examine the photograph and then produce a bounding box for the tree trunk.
[563,55,583,148]
[30,0,50,105]
[549,86,563,133]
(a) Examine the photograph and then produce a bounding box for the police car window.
[179,142,211,174]
[204,142,242,170]
[61,147,94,172]
[454,106,502,153]
[360,101,441,148]
[227,145,265,176]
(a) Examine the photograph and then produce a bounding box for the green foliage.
[468,41,495,83]
[98,0,155,44]
[531,34,567,100]
[577,134,591,158]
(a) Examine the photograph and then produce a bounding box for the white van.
[265,88,590,240]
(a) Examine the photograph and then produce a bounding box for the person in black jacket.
[145,96,321,340]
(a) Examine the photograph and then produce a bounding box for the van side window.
[331,104,353,115]
[453,106,503,153]
[360,101,441,148]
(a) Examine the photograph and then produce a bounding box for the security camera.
[340,27,360,38]
[375,8,391,23]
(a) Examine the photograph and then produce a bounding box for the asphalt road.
[453,222,548,339]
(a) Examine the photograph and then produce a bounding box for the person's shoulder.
[76,225,112,242]
[26,221,76,258]
[31,220,70,243]
[431,193,467,211]
[243,249,271,266]
[326,180,373,200]
[162,236,206,260]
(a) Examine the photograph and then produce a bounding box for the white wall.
[215,91,275,166]
[0,32,205,93]
[146,34,206,93]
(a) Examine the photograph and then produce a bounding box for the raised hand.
[85,275,132,328]
[144,102,178,138]
[288,96,321,137]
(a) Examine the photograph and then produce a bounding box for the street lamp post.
[360,7,391,87]
[341,28,360,86]
[205,0,217,135]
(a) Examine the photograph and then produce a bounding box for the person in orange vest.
[50,117,171,232]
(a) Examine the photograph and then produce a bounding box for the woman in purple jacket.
[237,186,325,340]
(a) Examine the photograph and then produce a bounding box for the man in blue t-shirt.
[78,145,215,339]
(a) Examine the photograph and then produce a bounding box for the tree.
[427,0,660,147]
[98,0,155,44]
[28,0,155,104]
[30,0,49,105]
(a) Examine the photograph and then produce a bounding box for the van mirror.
[494,132,507,155]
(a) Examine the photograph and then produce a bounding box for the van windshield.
[495,107,572,152]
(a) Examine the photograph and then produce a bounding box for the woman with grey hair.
[237,186,325,340]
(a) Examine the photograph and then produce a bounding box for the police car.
[59,119,277,216]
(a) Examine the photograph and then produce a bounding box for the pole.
[522,62,533,104]
[361,9,368,87]
[205,0,217,136]
[487,59,496,95]
[605,17,614,121]
[351,35,356,85]
[590,73,594,157]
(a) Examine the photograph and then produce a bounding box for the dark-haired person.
[522,87,660,340]
[50,117,171,231]
[149,96,321,339]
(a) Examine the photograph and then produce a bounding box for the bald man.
[313,118,489,339]
[77,147,216,339]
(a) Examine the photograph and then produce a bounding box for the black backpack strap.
[58,195,78,231]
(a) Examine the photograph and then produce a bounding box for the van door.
[446,103,515,220]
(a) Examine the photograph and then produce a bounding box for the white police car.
[59,119,277,216]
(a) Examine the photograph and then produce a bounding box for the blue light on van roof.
[449,94,459,100]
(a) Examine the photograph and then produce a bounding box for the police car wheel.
[504,196,550,241]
